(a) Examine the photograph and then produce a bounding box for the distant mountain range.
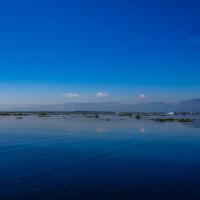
[0,98,200,112]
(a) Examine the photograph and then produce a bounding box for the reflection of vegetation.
[155,118,193,123]
[155,118,176,122]
[135,114,141,120]
[0,112,11,116]
[16,116,23,120]
[86,115,93,118]
[16,113,29,116]
[118,112,132,117]
[178,118,193,123]
[38,113,49,117]
[0,112,29,116]
[86,114,100,118]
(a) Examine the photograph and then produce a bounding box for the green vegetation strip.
[155,118,193,123]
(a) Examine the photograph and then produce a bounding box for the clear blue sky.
[0,0,200,104]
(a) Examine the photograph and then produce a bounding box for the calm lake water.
[0,116,200,199]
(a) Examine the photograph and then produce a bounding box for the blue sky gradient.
[0,0,200,104]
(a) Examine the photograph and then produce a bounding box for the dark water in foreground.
[0,116,200,200]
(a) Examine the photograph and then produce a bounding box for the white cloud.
[139,94,146,99]
[62,92,80,98]
[96,92,109,98]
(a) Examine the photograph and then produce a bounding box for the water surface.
[0,116,200,199]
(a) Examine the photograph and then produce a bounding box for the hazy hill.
[0,99,200,112]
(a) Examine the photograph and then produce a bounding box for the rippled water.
[0,116,200,199]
